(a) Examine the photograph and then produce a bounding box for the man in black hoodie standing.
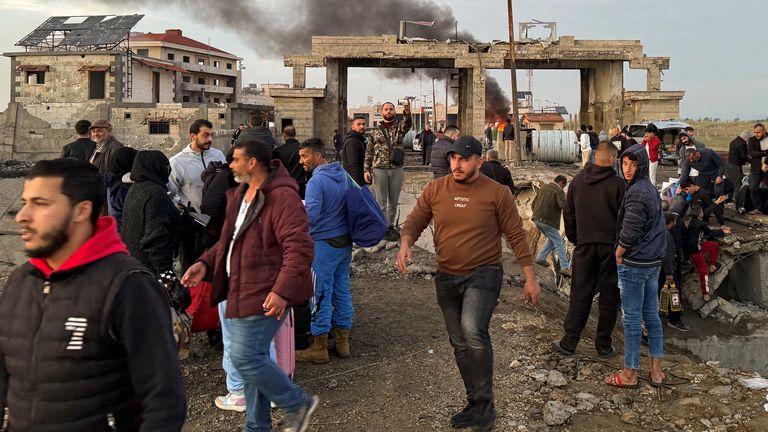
[275,125,308,198]
[341,115,367,186]
[61,119,96,162]
[555,141,626,357]
[236,114,276,151]
[430,125,460,179]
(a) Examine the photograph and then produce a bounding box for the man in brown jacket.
[182,139,318,432]
[88,119,123,174]
[396,136,541,432]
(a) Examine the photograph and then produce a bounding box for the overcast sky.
[0,0,764,120]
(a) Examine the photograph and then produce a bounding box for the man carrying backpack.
[296,138,354,364]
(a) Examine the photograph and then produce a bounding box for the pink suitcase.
[274,308,296,379]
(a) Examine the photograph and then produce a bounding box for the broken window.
[226,63,233,70]
[182,95,190,102]
[213,79,220,86]
[225,97,231,103]
[26,71,45,84]
[89,71,106,99]
[218,113,225,119]
[213,61,220,68]
[197,58,206,66]
[182,75,191,83]
[137,48,149,56]
[198,78,205,85]
[183,55,190,63]
[167,53,175,61]
[149,121,170,134]
[213,98,220,103]
[124,112,131,119]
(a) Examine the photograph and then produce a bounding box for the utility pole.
[432,78,437,130]
[507,0,522,166]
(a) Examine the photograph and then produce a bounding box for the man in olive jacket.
[531,175,570,276]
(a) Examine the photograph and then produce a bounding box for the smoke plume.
[105,0,510,118]
[485,76,511,121]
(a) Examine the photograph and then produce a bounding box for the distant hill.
[684,118,768,149]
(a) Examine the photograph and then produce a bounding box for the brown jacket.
[401,173,533,275]
[91,135,124,174]
[199,160,314,318]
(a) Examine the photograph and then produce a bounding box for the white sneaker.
[215,392,246,412]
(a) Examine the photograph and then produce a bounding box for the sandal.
[605,371,641,389]
[649,372,666,388]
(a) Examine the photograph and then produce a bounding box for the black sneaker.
[552,340,575,356]
[450,400,477,428]
[282,395,319,432]
[596,346,617,358]
[468,402,496,432]
[385,226,400,242]
[668,321,690,332]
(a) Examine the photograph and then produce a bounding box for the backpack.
[201,160,227,199]
[344,173,387,247]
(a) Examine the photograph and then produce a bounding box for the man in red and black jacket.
[0,158,185,432]
[182,138,319,432]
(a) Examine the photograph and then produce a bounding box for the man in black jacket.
[747,123,768,214]
[122,151,181,275]
[555,142,625,357]
[0,158,185,432]
[341,115,367,186]
[726,130,751,189]
[420,124,437,165]
[430,125,460,179]
[480,149,515,193]
[275,125,308,198]
[236,114,276,150]
[61,119,96,162]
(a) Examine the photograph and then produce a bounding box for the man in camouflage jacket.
[363,101,412,239]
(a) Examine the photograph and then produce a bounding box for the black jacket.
[747,135,768,173]
[728,136,749,166]
[480,160,515,193]
[105,147,138,233]
[341,130,366,186]
[0,219,185,432]
[421,130,436,148]
[588,131,599,150]
[200,164,237,249]
[430,136,454,178]
[274,138,308,198]
[661,230,677,275]
[685,218,724,255]
[122,151,180,274]
[564,163,626,246]
[681,147,725,182]
[236,126,276,151]
[610,134,635,159]
[617,144,667,267]
[61,138,96,162]
[502,123,515,141]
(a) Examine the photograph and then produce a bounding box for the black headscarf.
[106,146,137,192]
[130,150,171,187]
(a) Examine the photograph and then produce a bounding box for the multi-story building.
[130,29,242,104]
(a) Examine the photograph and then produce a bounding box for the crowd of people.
[1,106,766,432]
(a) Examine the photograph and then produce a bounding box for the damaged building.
[1,15,269,160]
[272,22,684,147]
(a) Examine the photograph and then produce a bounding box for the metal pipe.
[507,0,522,166]
[724,215,763,228]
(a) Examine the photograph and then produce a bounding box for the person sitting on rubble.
[685,204,731,303]
[678,178,730,231]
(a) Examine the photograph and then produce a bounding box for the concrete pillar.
[457,67,486,139]
[579,68,595,128]
[292,66,306,89]
[646,66,661,92]
[581,62,623,132]
[317,59,347,154]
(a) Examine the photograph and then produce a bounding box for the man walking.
[531,175,571,277]
[555,142,625,357]
[430,125,460,179]
[88,119,123,174]
[364,101,412,239]
[396,136,541,432]
[341,115,367,186]
[275,125,308,199]
[61,119,96,162]
[182,139,318,432]
[169,119,227,271]
[747,123,768,214]
[296,138,354,364]
[420,123,437,166]
[0,158,186,431]
[606,143,666,389]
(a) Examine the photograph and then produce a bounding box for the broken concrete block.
[716,298,739,320]
[699,298,719,318]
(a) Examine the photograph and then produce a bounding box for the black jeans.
[560,244,620,352]
[435,265,502,404]
[749,173,764,211]
[422,144,433,165]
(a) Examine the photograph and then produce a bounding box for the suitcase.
[274,308,296,379]
[185,281,221,333]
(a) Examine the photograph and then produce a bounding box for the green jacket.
[364,112,413,171]
[531,181,565,229]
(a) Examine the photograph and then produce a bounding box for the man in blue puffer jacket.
[296,138,354,364]
[606,143,667,390]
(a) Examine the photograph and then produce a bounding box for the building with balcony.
[130,29,242,104]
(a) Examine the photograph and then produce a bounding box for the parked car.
[622,120,691,166]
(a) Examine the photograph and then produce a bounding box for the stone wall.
[122,63,175,104]
[622,91,684,124]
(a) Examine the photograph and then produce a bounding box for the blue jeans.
[219,300,244,393]
[229,315,310,432]
[311,240,353,336]
[435,265,502,404]
[617,264,663,369]
[534,221,570,270]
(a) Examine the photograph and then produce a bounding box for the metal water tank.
[532,130,578,164]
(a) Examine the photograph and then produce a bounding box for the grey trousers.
[372,167,404,227]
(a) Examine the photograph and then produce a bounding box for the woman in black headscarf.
[104,146,137,232]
